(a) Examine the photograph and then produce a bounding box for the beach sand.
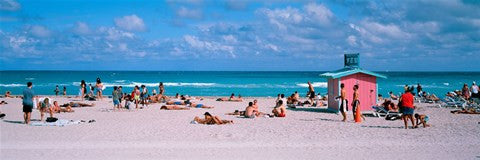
[1,96,479,159]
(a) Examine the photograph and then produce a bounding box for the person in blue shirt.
[22,82,35,124]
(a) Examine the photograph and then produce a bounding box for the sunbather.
[450,108,480,114]
[160,105,190,110]
[166,100,186,105]
[61,102,95,108]
[245,102,256,118]
[414,113,430,128]
[189,102,214,109]
[225,110,246,116]
[52,101,74,113]
[216,93,243,102]
[193,112,233,125]
[389,91,398,100]
[272,100,286,117]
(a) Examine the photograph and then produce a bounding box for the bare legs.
[403,114,416,129]
[24,112,31,124]
[341,111,347,122]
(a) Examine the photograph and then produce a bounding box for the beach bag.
[46,117,58,122]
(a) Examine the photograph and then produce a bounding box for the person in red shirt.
[400,89,416,129]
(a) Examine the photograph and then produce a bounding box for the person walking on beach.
[352,84,362,123]
[95,78,103,100]
[339,83,348,122]
[471,82,479,99]
[54,85,59,96]
[400,89,416,129]
[117,86,123,108]
[307,81,315,105]
[63,86,67,96]
[159,82,165,95]
[22,82,35,124]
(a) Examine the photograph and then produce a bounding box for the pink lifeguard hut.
[320,53,386,113]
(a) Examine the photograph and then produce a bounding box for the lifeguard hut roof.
[320,67,387,79]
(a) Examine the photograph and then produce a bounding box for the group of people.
[21,82,94,124]
[337,83,363,123]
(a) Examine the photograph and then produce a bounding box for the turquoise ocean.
[1,71,479,98]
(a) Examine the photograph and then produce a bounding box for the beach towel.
[30,119,89,127]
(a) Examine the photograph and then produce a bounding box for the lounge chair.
[439,97,467,108]
[371,106,402,118]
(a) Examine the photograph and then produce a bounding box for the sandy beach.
[0,96,479,160]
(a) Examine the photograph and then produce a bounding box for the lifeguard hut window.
[344,53,359,68]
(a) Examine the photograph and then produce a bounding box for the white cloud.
[72,22,91,35]
[304,3,333,25]
[30,25,51,38]
[347,35,357,46]
[99,27,135,41]
[114,14,146,32]
[222,35,237,43]
[0,0,21,11]
[176,6,203,19]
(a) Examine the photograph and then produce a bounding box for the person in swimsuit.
[52,101,74,113]
[95,78,103,100]
[471,81,479,98]
[244,102,257,118]
[352,84,363,122]
[307,81,315,105]
[339,83,348,122]
[193,112,233,125]
[54,85,60,96]
[272,100,286,117]
[140,85,149,108]
[80,80,86,101]
[61,102,95,108]
[132,86,141,109]
[38,97,54,121]
[159,82,165,95]
[189,102,214,109]
[160,105,190,110]
[462,83,470,100]
[414,113,430,128]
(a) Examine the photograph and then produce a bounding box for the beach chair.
[371,106,401,118]
[439,97,466,108]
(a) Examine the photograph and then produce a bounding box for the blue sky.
[0,0,479,71]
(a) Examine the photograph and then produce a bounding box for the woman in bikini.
[193,112,233,125]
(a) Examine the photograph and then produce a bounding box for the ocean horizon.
[1,71,478,98]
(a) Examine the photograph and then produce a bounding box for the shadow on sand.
[361,125,404,129]
[3,119,41,124]
[287,107,337,114]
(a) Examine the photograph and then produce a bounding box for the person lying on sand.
[52,101,74,113]
[0,101,7,105]
[225,110,246,116]
[61,102,95,108]
[189,102,214,109]
[160,105,190,110]
[450,108,480,114]
[166,100,187,105]
[193,112,233,125]
[4,91,14,98]
[216,93,243,102]
[272,100,286,117]
[414,113,430,128]
[425,94,440,101]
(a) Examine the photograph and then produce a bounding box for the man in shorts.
[23,82,35,124]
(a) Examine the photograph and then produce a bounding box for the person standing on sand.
[400,89,416,129]
[95,78,104,100]
[416,83,422,96]
[159,82,165,95]
[307,81,315,105]
[471,82,479,99]
[63,86,67,96]
[352,85,362,123]
[462,83,470,100]
[338,83,348,122]
[22,82,35,124]
[54,85,59,96]
[112,86,120,111]
[80,80,86,101]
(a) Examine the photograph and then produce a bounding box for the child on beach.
[414,113,430,128]
[112,86,120,111]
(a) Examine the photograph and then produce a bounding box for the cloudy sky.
[0,0,479,71]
